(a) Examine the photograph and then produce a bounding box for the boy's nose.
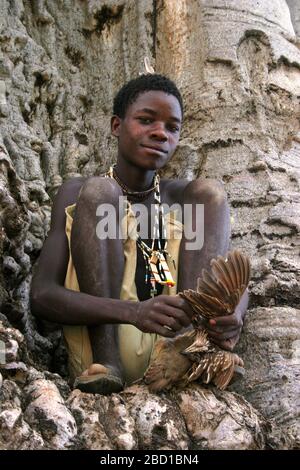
[150,125,168,141]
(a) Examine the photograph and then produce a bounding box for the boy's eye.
[169,125,180,133]
[138,117,153,124]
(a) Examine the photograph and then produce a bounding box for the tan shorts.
[63,204,183,385]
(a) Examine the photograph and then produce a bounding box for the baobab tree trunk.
[0,0,299,449]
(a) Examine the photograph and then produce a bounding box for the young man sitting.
[30,73,248,394]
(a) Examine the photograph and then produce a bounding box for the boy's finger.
[209,315,241,327]
[210,337,238,351]
[207,328,240,341]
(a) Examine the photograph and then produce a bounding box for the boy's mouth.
[141,144,168,154]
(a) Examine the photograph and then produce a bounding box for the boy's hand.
[205,307,244,351]
[134,295,193,338]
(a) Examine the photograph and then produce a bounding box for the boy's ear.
[111,115,122,137]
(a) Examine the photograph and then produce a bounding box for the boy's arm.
[30,178,138,326]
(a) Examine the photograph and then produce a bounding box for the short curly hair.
[113,74,184,118]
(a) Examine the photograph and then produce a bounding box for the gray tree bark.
[287,0,300,36]
[0,0,299,449]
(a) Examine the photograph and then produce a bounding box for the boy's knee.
[78,176,122,206]
[185,178,227,205]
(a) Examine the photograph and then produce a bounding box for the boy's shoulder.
[59,175,87,193]
[53,176,87,211]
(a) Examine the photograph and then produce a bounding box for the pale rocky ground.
[0,0,299,449]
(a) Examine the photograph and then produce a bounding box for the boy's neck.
[114,161,156,192]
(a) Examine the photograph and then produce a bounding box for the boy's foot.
[73,363,124,395]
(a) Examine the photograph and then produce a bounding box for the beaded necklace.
[106,165,175,296]
[109,166,157,201]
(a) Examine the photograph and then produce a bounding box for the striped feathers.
[180,250,250,323]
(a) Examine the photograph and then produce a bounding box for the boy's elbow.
[30,282,63,323]
[30,282,48,319]
[30,285,41,318]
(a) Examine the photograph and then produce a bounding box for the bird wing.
[180,250,251,323]
[182,329,210,354]
[185,349,244,390]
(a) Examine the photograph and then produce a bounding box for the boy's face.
[111,90,182,170]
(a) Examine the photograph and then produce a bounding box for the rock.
[173,386,268,450]
[0,321,24,364]
[0,407,44,450]
[232,307,300,448]
[97,393,138,450]
[67,390,113,450]
[24,379,77,449]
[123,384,190,450]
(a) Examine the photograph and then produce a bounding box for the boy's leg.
[177,178,230,292]
[70,177,125,392]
